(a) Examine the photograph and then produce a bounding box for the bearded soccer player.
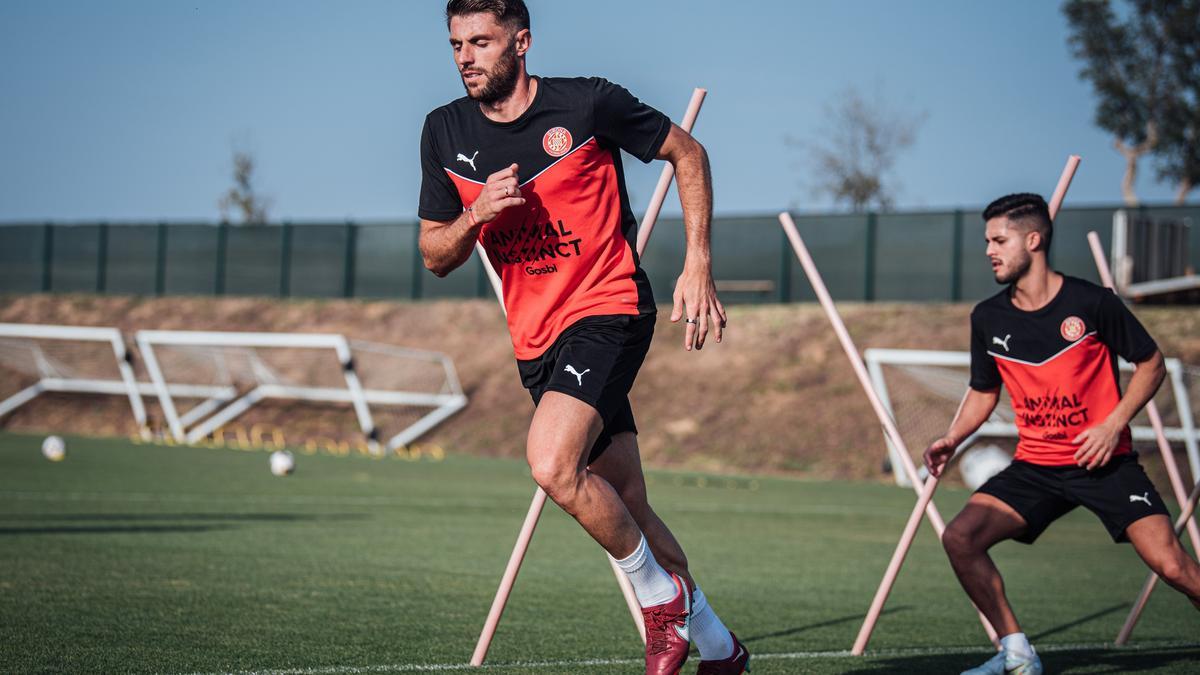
[418,2,748,673]
[924,193,1200,675]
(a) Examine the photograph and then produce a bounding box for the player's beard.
[463,39,520,105]
[994,250,1032,284]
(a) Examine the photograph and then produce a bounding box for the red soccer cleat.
[696,632,750,674]
[642,573,692,675]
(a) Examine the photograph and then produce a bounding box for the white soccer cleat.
[960,648,1042,675]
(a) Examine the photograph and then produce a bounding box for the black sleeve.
[969,310,1002,391]
[418,114,464,222]
[1095,288,1158,363]
[590,78,672,163]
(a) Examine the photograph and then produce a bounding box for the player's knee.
[527,454,581,502]
[941,522,976,560]
[1154,555,1187,585]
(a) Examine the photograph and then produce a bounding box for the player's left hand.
[1072,420,1122,470]
[670,259,726,351]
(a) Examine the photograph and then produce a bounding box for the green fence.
[2,206,1197,304]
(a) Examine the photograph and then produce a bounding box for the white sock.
[611,535,678,608]
[691,588,735,660]
[1000,632,1033,658]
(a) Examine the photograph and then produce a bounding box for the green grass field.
[1,432,1197,674]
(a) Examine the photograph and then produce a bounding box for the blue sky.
[0,0,1191,223]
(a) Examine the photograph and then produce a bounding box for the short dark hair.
[983,192,1053,251]
[445,0,530,32]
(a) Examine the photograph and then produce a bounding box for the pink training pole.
[1088,232,1200,645]
[1086,231,1200,553]
[794,154,1082,655]
[470,487,549,666]
[470,88,708,665]
[1115,478,1200,644]
[858,472,942,651]
[636,88,707,257]
[778,211,997,652]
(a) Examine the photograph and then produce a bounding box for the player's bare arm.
[1073,349,1166,470]
[657,123,726,351]
[420,164,526,276]
[924,386,1001,478]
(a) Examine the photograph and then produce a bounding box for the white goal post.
[135,330,467,453]
[865,348,1199,487]
[0,323,151,439]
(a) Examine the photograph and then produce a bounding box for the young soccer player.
[417,3,748,673]
[925,193,1200,675]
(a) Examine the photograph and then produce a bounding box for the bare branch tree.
[218,149,271,225]
[795,87,926,213]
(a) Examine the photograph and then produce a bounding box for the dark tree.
[1151,2,1200,203]
[1064,0,1199,205]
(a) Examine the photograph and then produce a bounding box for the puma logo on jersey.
[564,365,590,386]
[1129,492,1152,506]
[456,150,479,171]
[992,334,1012,352]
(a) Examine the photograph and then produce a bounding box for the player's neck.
[478,71,536,123]
[1010,262,1062,311]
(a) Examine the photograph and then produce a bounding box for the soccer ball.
[42,435,66,462]
[959,444,1011,490]
[269,450,295,477]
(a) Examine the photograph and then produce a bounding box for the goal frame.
[134,329,466,453]
[0,323,151,439]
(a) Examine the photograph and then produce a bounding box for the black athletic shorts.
[516,313,654,464]
[977,453,1171,544]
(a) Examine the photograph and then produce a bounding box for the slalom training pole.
[470,88,708,665]
[1087,233,1200,645]
[778,211,996,652]
[1086,231,1200,553]
[1115,477,1200,644]
[636,88,707,256]
[789,154,1082,654]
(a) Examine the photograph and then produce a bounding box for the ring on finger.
[685,317,697,324]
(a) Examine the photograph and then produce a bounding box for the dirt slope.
[2,294,1198,483]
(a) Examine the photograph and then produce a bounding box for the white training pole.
[1086,231,1200,553]
[778,211,997,652]
[1116,478,1200,644]
[470,88,708,665]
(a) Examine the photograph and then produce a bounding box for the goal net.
[864,348,1199,488]
[134,330,467,454]
[0,323,150,438]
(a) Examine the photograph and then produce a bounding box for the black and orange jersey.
[418,76,668,359]
[969,275,1158,466]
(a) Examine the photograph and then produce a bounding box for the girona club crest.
[542,126,572,157]
[1060,316,1085,342]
